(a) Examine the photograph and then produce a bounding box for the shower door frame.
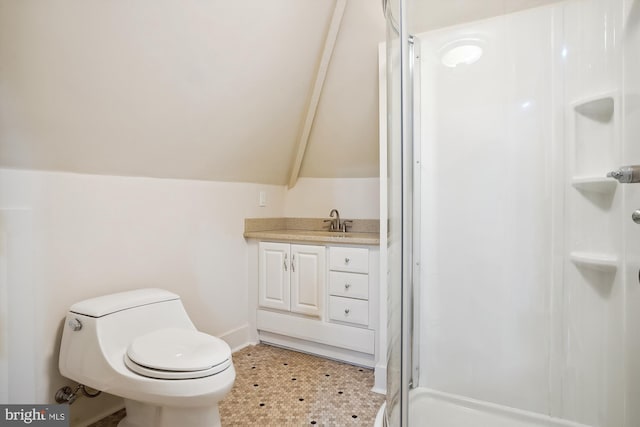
[383,0,417,425]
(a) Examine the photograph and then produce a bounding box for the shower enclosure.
[382,0,640,426]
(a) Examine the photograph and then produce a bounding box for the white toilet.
[58,288,235,427]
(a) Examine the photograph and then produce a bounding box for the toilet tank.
[69,288,181,318]
[59,288,197,386]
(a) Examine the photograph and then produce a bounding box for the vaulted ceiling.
[0,0,386,185]
[406,0,564,33]
[0,0,566,186]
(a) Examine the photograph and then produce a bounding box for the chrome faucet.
[324,209,353,233]
[323,209,352,232]
[328,209,340,231]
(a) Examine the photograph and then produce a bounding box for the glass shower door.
[384,0,639,426]
[383,0,412,425]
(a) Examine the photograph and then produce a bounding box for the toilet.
[58,288,235,427]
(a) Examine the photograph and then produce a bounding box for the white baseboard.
[259,331,375,368]
[372,363,387,394]
[75,401,124,427]
[219,323,253,353]
[256,309,375,354]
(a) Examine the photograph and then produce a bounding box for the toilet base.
[117,399,221,427]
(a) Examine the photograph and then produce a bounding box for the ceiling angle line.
[287,0,347,189]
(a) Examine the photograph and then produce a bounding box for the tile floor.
[89,343,385,426]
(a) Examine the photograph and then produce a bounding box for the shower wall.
[623,1,640,426]
[417,5,561,415]
[561,0,624,425]
[415,0,628,425]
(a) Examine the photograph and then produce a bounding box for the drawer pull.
[344,283,351,290]
[329,296,368,326]
[344,257,350,264]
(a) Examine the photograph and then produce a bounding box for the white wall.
[0,168,285,424]
[0,208,37,404]
[283,177,380,219]
[0,170,381,425]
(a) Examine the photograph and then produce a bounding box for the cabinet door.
[258,242,290,311]
[290,244,325,317]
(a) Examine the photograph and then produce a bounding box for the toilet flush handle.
[68,317,82,331]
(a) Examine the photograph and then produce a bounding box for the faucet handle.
[607,165,640,183]
[341,220,353,232]
[323,219,335,231]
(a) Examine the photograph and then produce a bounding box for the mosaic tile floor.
[90,343,385,426]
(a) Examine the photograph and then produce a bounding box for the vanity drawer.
[329,271,368,300]
[329,247,368,273]
[329,296,369,326]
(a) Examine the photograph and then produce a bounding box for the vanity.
[244,217,380,368]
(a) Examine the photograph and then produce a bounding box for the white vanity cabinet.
[250,239,379,368]
[258,242,325,317]
[328,247,371,327]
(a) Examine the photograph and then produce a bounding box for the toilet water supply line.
[55,384,101,405]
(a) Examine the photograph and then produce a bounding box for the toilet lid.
[125,328,231,379]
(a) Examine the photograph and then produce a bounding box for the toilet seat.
[125,328,232,380]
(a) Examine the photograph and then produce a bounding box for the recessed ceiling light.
[439,39,484,68]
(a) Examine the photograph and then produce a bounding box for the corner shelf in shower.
[570,89,619,195]
[569,251,618,272]
[571,176,617,193]
[572,92,616,122]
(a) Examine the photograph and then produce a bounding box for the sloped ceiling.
[0,0,386,185]
[407,0,564,33]
[300,0,385,178]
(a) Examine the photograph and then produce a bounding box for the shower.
[381,0,640,426]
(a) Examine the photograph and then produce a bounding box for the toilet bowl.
[58,288,235,427]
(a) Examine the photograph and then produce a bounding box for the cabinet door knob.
[344,257,350,264]
[344,283,351,290]
[344,308,350,315]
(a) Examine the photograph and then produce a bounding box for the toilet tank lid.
[69,288,180,318]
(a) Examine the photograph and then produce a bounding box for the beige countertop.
[244,218,380,246]
[243,229,380,245]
